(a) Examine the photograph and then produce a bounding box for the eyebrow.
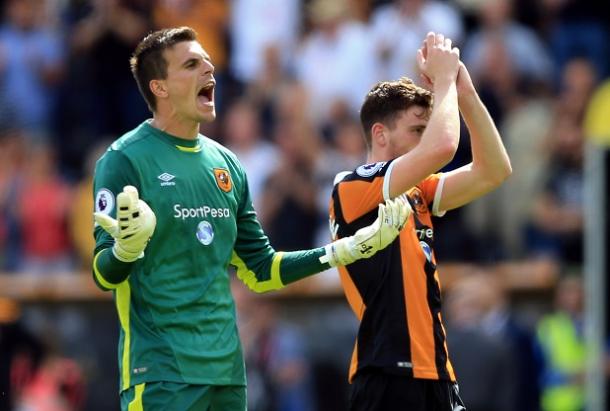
[181,57,199,68]
[181,54,212,68]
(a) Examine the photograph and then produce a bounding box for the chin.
[199,110,216,123]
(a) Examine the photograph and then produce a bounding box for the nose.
[202,59,215,76]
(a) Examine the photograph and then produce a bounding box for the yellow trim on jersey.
[116,281,132,390]
[175,144,202,153]
[231,251,284,293]
[93,249,121,290]
[128,383,145,411]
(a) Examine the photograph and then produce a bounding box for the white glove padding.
[320,196,412,267]
[94,185,157,262]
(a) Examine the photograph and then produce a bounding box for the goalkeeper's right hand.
[320,196,411,267]
[94,185,156,262]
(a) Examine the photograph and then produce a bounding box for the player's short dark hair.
[360,77,433,151]
[130,27,198,112]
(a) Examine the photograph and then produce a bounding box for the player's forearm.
[459,91,512,185]
[420,80,460,166]
[388,81,460,198]
[278,248,329,285]
[92,248,135,290]
[234,248,328,294]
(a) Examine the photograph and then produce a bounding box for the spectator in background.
[463,0,553,92]
[0,128,26,271]
[536,275,586,411]
[369,0,464,82]
[526,114,584,264]
[488,84,554,257]
[469,57,595,259]
[232,278,314,411]
[248,79,312,140]
[540,0,609,83]
[243,39,299,139]
[0,297,44,411]
[68,141,109,270]
[230,0,300,86]
[14,356,86,411]
[224,98,278,209]
[16,142,73,274]
[477,271,543,411]
[57,0,151,161]
[153,0,228,73]
[555,57,597,122]
[444,275,517,411]
[258,119,320,251]
[0,0,64,137]
[295,0,377,127]
[519,58,595,264]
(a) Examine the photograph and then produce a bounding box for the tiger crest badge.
[213,168,232,192]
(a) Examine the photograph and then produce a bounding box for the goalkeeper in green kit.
[92,26,411,411]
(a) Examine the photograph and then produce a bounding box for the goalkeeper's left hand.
[94,185,156,262]
[320,196,411,267]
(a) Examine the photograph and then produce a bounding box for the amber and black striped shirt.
[329,160,456,383]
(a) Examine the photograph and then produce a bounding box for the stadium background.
[0,0,609,410]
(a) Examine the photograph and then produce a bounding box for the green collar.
[143,120,203,152]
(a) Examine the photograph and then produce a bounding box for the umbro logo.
[158,172,176,186]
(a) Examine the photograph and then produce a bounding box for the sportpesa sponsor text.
[174,204,231,219]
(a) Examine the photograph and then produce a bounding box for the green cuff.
[279,248,329,285]
[92,248,135,290]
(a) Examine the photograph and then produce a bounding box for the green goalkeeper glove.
[320,196,411,267]
[94,185,157,262]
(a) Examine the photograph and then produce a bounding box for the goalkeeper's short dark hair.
[130,26,198,112]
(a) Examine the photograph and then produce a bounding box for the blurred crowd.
[0,0,609,410]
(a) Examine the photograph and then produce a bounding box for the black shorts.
[348,370,466,411]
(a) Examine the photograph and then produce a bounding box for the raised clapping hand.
[416,32,460,87]
[418,34,476,96]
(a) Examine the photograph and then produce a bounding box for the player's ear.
[371,123,386,147]
[150,79,168,99]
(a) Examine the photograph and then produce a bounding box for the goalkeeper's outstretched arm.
[92,187,410,293]
[233,197,411,293]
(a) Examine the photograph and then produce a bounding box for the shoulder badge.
[95,188,115,215]
[356,162,386,177]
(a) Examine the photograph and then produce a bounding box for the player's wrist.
[432,76,457,90]
[112,242,145,263]
[320,237,359,267]
[457,89,480,108]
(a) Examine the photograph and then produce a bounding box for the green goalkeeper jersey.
[93,121,327,392]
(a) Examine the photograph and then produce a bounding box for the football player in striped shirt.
[330,32,512,411]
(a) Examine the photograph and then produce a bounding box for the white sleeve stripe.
[432,174,447,217]
[383,161,397,200]
[333,171,351,186]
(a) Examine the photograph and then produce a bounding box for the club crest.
[410,190,427,215]
[213,168,232,192]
